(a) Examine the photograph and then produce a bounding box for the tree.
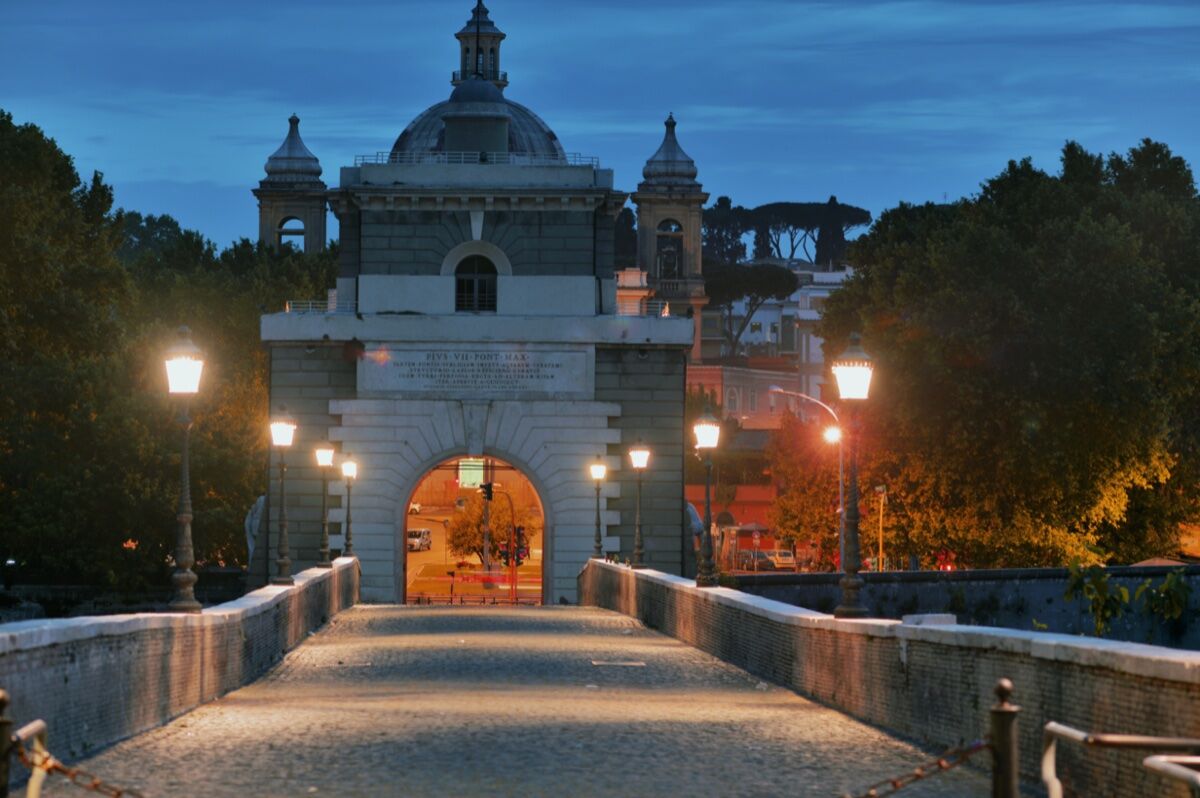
[819,139,1200,567]
[446,492,543,565]
[703,262,799,355]
[746,198,871,266]
[702,196,749,265]
[614,207,637,269]
[767,413,841,569]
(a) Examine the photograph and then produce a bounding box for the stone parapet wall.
[0,558,359,778]
[579,560,1200,797]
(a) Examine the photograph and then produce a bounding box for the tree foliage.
[446,492,543,565]
[702,196,749,265]
[767,413,841,569]
[819,138,1200,567]
[748,198,872,266]
[704,262,799,355]
[0,110,336,591]
[614,207,638,269]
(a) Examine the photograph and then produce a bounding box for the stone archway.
[328,397,622,604]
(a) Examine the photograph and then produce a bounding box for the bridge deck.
[32,606,987,797]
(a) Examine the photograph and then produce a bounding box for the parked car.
[407,528,433,552]
[764,549,796,570]
[736,550,776,571]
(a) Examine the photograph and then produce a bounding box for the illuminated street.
[42,607,989,797]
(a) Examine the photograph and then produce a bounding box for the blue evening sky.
[2,1,1198,248]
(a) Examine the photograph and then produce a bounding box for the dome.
[392,97,565,159]
[642,113,698,184]
[264,115,322,183]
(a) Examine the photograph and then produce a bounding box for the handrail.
[1042,721,1200,798]
[283,300,358,315]
[1143,756,1200,795]
[354,151,599,167]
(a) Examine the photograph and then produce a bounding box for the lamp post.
[342,458,357,557]
[693,407,721,587]
[269,409,297,585]
[770,385,844,567]
[315,444,335,567]
[165,327,204,613]
[590,457,607,558]
[629,442,651,568]
[831,334,874,618]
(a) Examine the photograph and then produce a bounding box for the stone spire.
[641,114,699,186]
[263,114,323,184]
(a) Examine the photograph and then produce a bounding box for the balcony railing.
[452,69,508,83]
[656,277,706,298]
[616,299,672,318]
[355,151,599,167]
[283,299,357,315]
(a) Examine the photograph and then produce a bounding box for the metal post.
[835,417,866,617]
[696,455,718,587]
[1,689,11,798]
[170,402,201,612]
[837,437,845,570]
[318,465,331,567]
[272,448,293,585]
[593,481,603,558]
[991,678,1021,798]
[343,479,355,557]
[633,469,645,568]
[482,489,492,571]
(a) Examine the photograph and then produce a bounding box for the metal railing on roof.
[452,69,508,83]
[354,151,599,167]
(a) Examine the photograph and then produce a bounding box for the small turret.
[253,115,327,252]
[453,1,508,90]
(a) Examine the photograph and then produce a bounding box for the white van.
[406,528,433,552]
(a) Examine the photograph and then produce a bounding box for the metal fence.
[353,151,599,167]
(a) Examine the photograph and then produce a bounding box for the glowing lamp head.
[589,459,608,482]
[269,408,297,448]
[823,426,843,445]
[315,446,335,468]
[693,407,721,451]
[342,459,358,480]
[832,333,874,401]
[165,326,204,395]
[629,442,651,471]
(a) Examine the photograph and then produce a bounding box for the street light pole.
[269,410,297,586]
[165,327,204,613]
[316,445,335,568]
[831,334,874,619]
[693,408,721,587]
[629,442,651,568]
[342,459,357,557]
[590,458,607,558]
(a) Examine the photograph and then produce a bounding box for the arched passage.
[403,454,545,605]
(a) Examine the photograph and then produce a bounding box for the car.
[406,528,433,552]
[764,549,796,570]
[736,550,776,572]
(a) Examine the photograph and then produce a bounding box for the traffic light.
[514,526,526,566]
[480,482,494,501]
[499,542,510,566]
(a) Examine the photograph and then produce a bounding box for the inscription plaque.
[359,345,591,399]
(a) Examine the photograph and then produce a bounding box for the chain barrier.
[839,738,992,798]
[11,734,145,798]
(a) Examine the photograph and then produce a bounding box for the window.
[656,218,685,279]
[725,388,739,412]
[748,390,758,412]
[455,256,497,312]
[750,322,762,334]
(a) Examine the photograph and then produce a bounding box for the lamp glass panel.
[342,460,358,479]
[270,421,297,447]
[629,448,651,470]
[832,362,874,401]
[694,419,721,450]
[315,447,335,467]
[166,357,204,394]
[589,462,608,481]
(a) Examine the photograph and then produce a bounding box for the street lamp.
[341,458,358,557]
[693,407,721,587]
[269,408,297,585]
[315,444,335,568]
[165,326,204,613]
[629,441,651,568]
[831,333,874,618]
[590,457,607,558]
[770,386,845,568]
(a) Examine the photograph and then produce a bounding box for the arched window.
[278,217,304,250]
[656,218,684,279]
[725,388,739,412]
[455,256,497,312]
[488,48,496,76]
[463,47,471,73]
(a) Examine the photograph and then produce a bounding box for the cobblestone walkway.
[42,606,988,797]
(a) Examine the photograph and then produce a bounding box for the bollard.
[1,689,11,798]
[991,678,1021,798]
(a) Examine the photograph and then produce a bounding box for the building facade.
[253,2,695,603]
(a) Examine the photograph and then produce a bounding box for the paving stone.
[29,606,989,797]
